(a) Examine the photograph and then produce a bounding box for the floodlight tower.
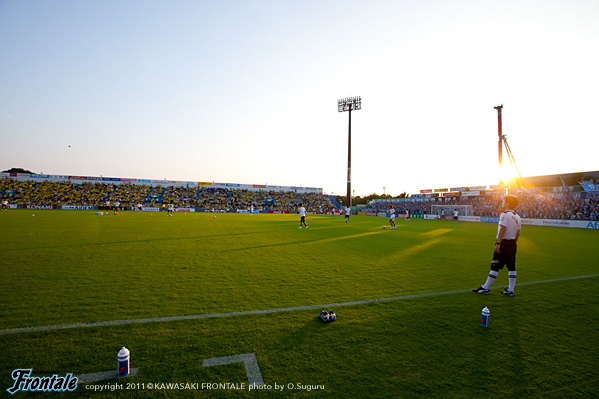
[338,96,362,207]
[494,104,504,184]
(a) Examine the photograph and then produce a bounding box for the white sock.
[508,271,517,292]
[483,270,499,289]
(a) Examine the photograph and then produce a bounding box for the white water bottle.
[118,347,130,377]
[480,307,490,327]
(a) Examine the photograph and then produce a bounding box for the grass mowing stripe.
[220,230,385,253]
[2,273,597,336]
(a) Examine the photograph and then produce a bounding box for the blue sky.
[1,0,598,195]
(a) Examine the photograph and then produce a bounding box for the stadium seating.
[2,176,597,220]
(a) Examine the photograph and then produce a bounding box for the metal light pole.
[494,104,503,184]
[338,96,361,207]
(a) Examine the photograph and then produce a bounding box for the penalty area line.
[1,274,597,336]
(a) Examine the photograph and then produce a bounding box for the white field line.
[1,274,597,336]
[203,353,264,385]
[77,368,140,383]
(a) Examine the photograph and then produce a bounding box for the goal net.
[430,204,473,218]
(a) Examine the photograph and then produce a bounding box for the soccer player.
[344,206,350,223]
[405,208,410,221]
[298,203,308,229]
[167,203,174,216]
[114,201,120,215]
[389,205,397,229]
[105,200,111,215]
[454,209,459,223]
[1,199,8,210]
[472,195,522,296]
[250,204,254,216]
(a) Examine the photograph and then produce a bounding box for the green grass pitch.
[1,210,597,398]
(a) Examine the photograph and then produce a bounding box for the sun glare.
[499,164,515,185]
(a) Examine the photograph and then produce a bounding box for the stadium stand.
[366,193,598,221]
[2,175,597,220]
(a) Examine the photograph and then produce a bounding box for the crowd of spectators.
[110,183,152,208]
[0,179,110,207]
[264,190,301,211]
[197,188,232,212]
[3,177,597,219]
[367,201,430,215]
[161,185,197,208]
[302,192,335,213]
[71,182,115,206]
[230,189,262,210]
[365,193,599,221]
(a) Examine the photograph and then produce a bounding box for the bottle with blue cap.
[480,307,490,327]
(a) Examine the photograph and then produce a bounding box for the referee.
[473,195,522,296]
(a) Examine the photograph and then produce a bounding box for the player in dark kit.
[472,195,522,296]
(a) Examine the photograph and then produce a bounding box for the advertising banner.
[522,218,599,229]
[481,216,500,223]
[420,189,432,194]
[459,216,481,222]
[459,216,598,230]
[62,205,94,210]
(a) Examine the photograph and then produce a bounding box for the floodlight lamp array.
[337,96,362,112]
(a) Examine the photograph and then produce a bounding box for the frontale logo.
[6,369,78,394]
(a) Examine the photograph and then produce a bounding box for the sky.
[1,0,598,196]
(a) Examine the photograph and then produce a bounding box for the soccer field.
[1,210,597,398]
